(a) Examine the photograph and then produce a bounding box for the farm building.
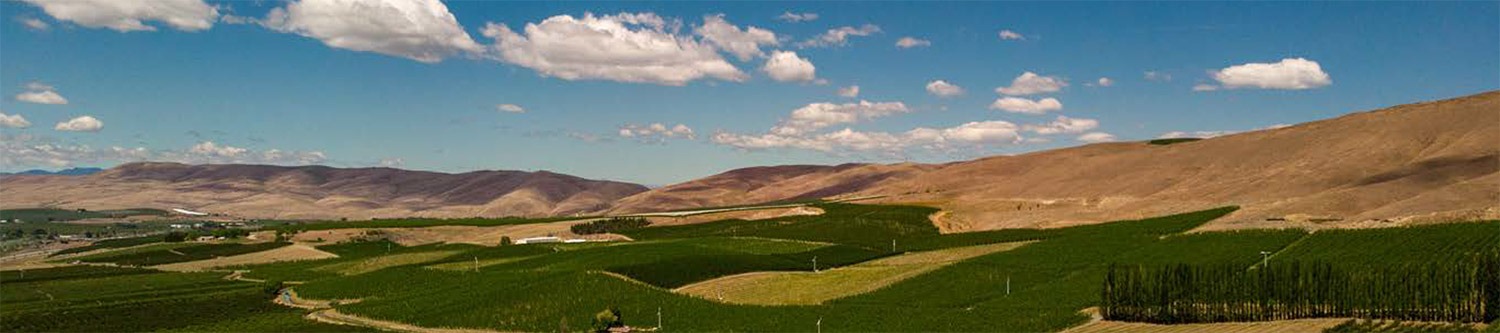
[516,236,561,244]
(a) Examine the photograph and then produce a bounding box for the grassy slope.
[0,266,363,332]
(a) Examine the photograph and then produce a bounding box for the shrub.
[591,307,622,332]
[163,231,189,243]
[571,217,650,235]
[500,236,513,246]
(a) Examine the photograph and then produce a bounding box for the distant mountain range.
[1,92,1495,229]
[0,167,104,177]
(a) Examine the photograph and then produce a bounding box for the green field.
[4,204,1495,332]
[74,242,292,266]
[0,266,365,332]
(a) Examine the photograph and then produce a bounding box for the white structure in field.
[516,236,561,244]
[563,239,587,243]
[172,208,209,216]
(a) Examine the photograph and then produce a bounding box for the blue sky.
[1,1,1495,185]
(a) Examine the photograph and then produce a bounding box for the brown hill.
[605,163,938,214]
[0,162,647,219]
[614,91,1500,231]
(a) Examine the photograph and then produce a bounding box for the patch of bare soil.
[154,244,338,271]
[643,206,825,227]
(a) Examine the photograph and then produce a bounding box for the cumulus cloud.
[996,72,1067,95]
[0,135,330,169]
[14,82,68,105]
[1192,84,1219,92]
[895,37,930,48]
[0,112,31,128]
[377,157,404,168]
[1157,124,1291,139]
[22,0,218,32]
[710,100,1027,155]
[990,97,1062,114]
[619,123,696,142]
[482,12,746,86]
[1144,71,1172,82]
[54,116,103,132]
[926,80,964,97]
[776,12,818,22]
[496,104,526,113]
[1023,115,1098,134]
[1208,58,1331,90]
[798,24,880,48]
[713,120,1023,154]
[1095,77,1114,87]
[695,14,778,61]
[20,17,49,31]
[262,0,482,63]
[998,29,1024,40]
[762,50,817,82]
[771,100,909,136]
[837,85,860,98]
[1077,132,1116,143]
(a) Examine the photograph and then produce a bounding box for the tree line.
[1101,251,1500,324]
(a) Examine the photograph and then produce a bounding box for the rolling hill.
[0,163,647,220]
[611,91,1500,231]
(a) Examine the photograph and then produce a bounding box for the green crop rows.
[75,242,291,266]
[0,266,364,332]
[9,204,1497,332]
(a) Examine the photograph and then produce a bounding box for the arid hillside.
[615,91,1500,231]
[605,163,939,214]
[0,162,647,219]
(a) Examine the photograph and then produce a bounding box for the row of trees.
[571,217,650,235]
[1101,252,1500,324]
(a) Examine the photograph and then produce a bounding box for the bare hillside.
[615,91,1500,230]
[0,162,647,219]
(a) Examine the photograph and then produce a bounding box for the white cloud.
[0,134,329,169]
[762,50,817,82]
[926,80,964,97]
[771,100,909,136]
[14,82,68,105]
[377,157,404,167]
[798,24,880,48]
[1023,115,1098,134]
[996,72,1067,96]
[895,37,930,48]
[22,0,218,32]
[776,12,818,22]
[1144,71,1172,82]
[619,123,696,142]
[20,17,49,31]
[1210,58,1331,90]
[837,85,860,98]
[990,97,1062,114]
[713,120,1023,154]
[1077,132,1116,143]
[496,104,526,113]
[998,29,1024,40]
[0,112,31,129]
[1192,84,1219,92]
[1096,77,1114,87]
[695,14,778,61]
[54,116,103,132]
[262,0,481,63]
[1157,124,1291,139]
[482,13,746,86]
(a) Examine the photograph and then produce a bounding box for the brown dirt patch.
[154,244,338,271]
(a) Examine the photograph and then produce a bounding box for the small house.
[516,236,561,244]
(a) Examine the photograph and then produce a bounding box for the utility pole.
[1006,276,1011,296]
[816,317,822,333]
[813,256,819,273]
[1259,251,1271,268]
[657,307,662,331]
[891,239,896,252]
[473,256,479,273]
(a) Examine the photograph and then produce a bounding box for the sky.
[1,1,1496,185]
